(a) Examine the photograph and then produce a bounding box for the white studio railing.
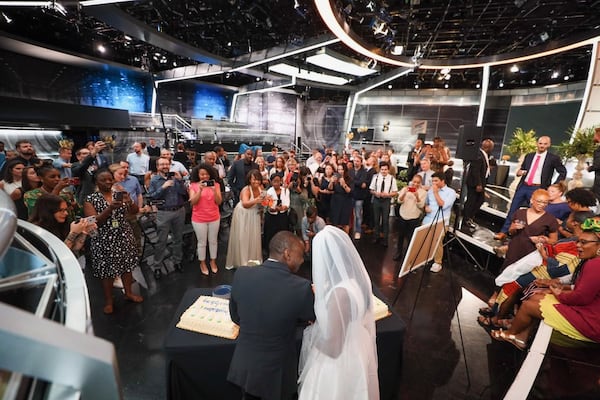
[0,190,121,400]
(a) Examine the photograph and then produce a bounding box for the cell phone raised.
[202,179,215,187]
[167,172,176,179]
[113,191,124,201]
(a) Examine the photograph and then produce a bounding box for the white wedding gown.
[298,226,379,400]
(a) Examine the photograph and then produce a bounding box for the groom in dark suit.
[228,231,315,400]
[495,136,566,240]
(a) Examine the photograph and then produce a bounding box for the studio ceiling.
[1,0,599,92]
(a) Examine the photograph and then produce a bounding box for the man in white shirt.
[422,172,457,273]
[126,142,150,186]
[161,149,189,177]
[369,162,398,247]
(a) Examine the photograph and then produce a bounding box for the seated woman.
[558,188,598,238]
[545,181,570,223]
[29,193,95,253]
[478,211,593,329]
[490,217,600,350]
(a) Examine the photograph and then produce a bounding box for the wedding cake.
[176,295,239,339]
[372,295,391,321]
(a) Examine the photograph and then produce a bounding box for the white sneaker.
[225,265,235,270]
[354,232,361,240]
[430,263,443,273]
[113,276,124,288]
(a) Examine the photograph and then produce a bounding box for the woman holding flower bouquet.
[263,174,290,253]
[226,169,265,269]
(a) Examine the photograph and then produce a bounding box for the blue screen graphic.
[80,70,149,112]
[192,86,230,119]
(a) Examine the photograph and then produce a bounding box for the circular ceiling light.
[314,0,600,70]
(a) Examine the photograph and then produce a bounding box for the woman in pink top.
[189,163,222,275]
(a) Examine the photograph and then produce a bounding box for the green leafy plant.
[504,127,537,158]
[557,126,598,161]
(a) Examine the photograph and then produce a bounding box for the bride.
[298,226,379,400]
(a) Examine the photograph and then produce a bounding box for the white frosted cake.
[372,295,391,321]
[176,295,239,339]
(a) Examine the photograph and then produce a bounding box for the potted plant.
[557,126,598,188]
[504,127,537,162]
[504,128,537,196]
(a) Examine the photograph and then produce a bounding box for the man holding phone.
[147,157,189,272]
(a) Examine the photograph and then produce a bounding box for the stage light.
[444,74,451,80]
[499,80,504,88]
[387,84,392,89]
[440,67,451,75]
[307,48,378,76]
[1,12,11,23]
[367,59,377,69]
[390,45,403,55]
[551,71,559,79]
[510,64,519,73]
[476,83,481,89]
[124,35,132,41]
[97,44,106,53]
[531,79,536,84]
[444,83,449,89]
[366,1,376,12]
[269,63,349,85]
[564,75,570,81]
[414,83,419,89]
[255,77,261,81]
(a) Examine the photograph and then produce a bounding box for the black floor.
[87,218,600,400]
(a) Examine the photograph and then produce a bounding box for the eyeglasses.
[576,239,600,245]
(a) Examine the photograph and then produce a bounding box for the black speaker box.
[456,124,482,161]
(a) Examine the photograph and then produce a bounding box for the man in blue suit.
[228,231,315,400]
[494,136,566,240]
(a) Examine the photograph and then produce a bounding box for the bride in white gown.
[298,226,379,400]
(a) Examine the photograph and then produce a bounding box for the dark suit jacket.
[517,151,566,189]
[466,149,489,188]
[350,166,370,200]
[228,260,315,400]
[227,159,258,192]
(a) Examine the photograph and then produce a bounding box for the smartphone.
[69,177,80,185]
[333,173,341,179]
[408,186,416,193]
[114,191,124,201]
[204,179,215,187]
[167,172,176,179]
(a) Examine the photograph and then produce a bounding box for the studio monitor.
[456,124,482,161]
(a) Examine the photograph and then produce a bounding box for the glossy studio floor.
[86,214,600,400]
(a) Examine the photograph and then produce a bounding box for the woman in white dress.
[225,169,265,269]
[298,225,379,400]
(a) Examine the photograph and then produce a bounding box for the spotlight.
[97,44,106,53]
[414,83,419,89]
[564,75,570,81]
[531,79,536,84]
[551,71,559,79]
[444,83,449,89]
[124,35,132,41]
[499,80,504,88]
[387,84,392,89]
[440,68,451,75]
[476,83,481,89]
[510,65,519,73]
[390,45,403,55]
[255,77,260,81]
[2,12,12,23]
[366,1,375,11]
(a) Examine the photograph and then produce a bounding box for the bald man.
[495,136,566,240]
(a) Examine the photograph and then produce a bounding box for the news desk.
[164,287,406,400]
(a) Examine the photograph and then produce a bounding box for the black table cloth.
[164,287,405,400]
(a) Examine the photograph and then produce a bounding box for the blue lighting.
[80,71,149,112]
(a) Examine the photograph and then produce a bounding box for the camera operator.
[147,157,189,272]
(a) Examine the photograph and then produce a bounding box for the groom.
[228,231,315,400]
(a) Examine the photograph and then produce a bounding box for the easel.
[391,206,473,388]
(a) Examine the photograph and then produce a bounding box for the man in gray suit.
[228,231,315,400]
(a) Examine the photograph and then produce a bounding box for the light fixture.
[367,59,378,70]
[444,83,449,89]
[255,77,261,81]
[97,44,106,53]
[1,12,11,23]
[268,63,349,85]
[564,75,570,81]
[440,67,451,75]
[387,84,392,89]
[476,83,481,89]
[79,0,135,6]
[414,83,419,89]
[499,80,505,88]
[307,48,378,76]
[390,45,404,55]
[531,79,537,84]
[510,64,519,73]
[551,71,560,79]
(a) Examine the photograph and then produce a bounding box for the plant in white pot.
[557,126,597,189]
